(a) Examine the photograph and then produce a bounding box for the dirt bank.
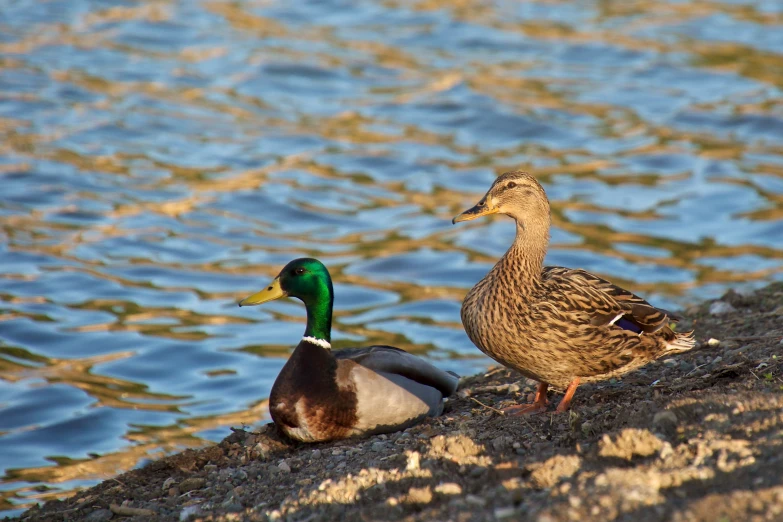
[15,284,783,522]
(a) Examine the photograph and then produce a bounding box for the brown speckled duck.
[452,171,695,414]
[239,258,458,442]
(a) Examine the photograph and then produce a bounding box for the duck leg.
[503,382,549,415]
[554,378,580,413]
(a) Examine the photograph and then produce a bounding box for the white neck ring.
[302,336,331,349]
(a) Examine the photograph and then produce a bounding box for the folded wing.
[543,267,681,335]
[335,345,459,396]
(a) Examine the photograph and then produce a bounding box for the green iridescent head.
[239,258,334,341]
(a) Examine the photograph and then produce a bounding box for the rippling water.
[1,0,783,515]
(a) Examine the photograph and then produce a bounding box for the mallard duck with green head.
[453,171,695,414]
[239,258,459,442]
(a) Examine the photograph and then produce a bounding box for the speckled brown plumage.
[454,171,695,412]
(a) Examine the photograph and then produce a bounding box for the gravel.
[16,283,783,522]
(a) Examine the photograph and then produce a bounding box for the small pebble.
[222,501,243,513]
[494,506,517,519]
[465,494,487,507]
[311,449,322,459]
[707,338,721,347]
[434,482,462,495]
[253,443,269,458]
[709,301,736,316]
[179,504,201,522]
[277,461,291,473]
[469,466,487,478]
[492,436,511,451]
[371,441,387,452]
[659,442,674,459]
[406,451,420,471]
[85,509,113,522]
[652,410,678,438]
[407,486,433,504]
[179,477,206,492]
[179,505,202,522]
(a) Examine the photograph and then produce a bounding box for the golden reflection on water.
[1,0,783,515]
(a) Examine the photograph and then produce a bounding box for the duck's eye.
[293,267,306,276]
[506,181,516,189]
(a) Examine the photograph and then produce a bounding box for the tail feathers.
[665,330,696,353]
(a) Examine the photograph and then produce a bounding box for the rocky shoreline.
[14,284,783,522]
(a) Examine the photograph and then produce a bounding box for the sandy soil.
[14,283,783,522]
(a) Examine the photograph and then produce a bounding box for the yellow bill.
[452,200,498,224]
[238,278,285,307]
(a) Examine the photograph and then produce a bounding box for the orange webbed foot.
[502,402,548,415]
[503,382,549,415]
